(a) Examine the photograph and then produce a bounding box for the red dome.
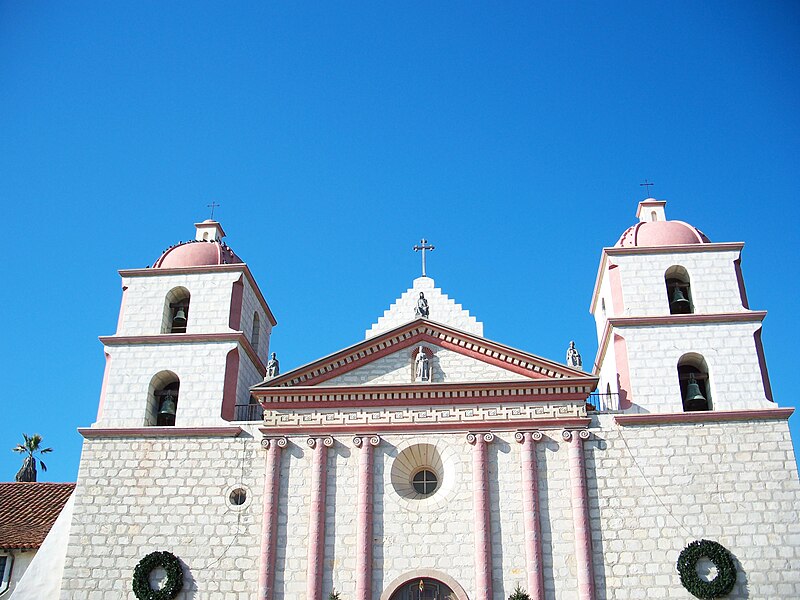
[615,220,710,248]
[153,240,242,268]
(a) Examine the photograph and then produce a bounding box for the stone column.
[563,429,594,600]
[515,431,544,600]
[353,435,380,600]
[259,436,287,600]
[467,432,494,600]
[306,436,334,600]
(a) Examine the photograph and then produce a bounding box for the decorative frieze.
[263,402,586,428]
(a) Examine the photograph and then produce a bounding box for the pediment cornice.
[254,318,593,391]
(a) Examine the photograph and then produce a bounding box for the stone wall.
[588,414,800,599]
[611,249,747,317]
[620,321,770,412]
[118,271,243,336]
[59,416,800,599]
[98,341,237,427]
[60,431,265,600]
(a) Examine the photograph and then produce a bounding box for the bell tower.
[590,199,773,414]
[94,220,276,428]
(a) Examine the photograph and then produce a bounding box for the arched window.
[665,266,693,315]
[678,353,711,411]
[251,312,261,354]
[161,287,190,334]
[147,371,180,426]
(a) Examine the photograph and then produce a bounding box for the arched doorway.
[381,571,469,600]
[389,578,454,600]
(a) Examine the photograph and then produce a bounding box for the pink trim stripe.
[607,311,766,327]
[258,417,592,437]
[79,426,243,438]
[259,392,591,411]
[604,241,744,255]
[615,407,793,426]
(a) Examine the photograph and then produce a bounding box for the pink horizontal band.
[258,417,591,437]
[614,408,793,426]
[79,426,243,438]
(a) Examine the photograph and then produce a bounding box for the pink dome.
[153,240,242,268]
[615,220,710,248]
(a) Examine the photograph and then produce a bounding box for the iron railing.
[587,392,620,412]
[233,404,264,421]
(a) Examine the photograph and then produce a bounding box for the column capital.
[466,432,495,445]
[561,429,590,442]
[261,436,287,449]
[307,436,334,448]
[514,430,543,443]
[353,435,381,448]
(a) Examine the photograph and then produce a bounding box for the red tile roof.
[0,482,75,549]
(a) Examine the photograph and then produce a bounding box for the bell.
[172,307,187,330]
[158,393,177,425]
[669,287,691,314]
[683,374,708,411]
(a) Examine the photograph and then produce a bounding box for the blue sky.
[1,2,799,482]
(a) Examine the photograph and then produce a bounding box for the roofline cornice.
[254,377,598,409]
[117,263,277,326]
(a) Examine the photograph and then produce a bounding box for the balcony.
[587,392,620,412]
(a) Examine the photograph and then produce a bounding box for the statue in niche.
[267,352,280,378]
[566,341,582,369]
[415,292,430,318]
[414,347,431,382]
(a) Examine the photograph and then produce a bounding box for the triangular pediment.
[254,319,590,390]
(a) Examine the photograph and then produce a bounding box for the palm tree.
[13,433,52,482]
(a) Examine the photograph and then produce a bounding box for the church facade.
[18,200,800,599]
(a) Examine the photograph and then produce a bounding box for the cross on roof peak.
[413,238,435,277]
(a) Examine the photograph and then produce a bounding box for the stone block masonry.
[59,416,800,599]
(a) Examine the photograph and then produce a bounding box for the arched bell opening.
[146,371,180,426]
[381,571,469,600]
[161,287,191,334]
[678,353,711,412]
[665,266,693,315]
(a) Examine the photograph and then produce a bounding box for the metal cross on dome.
[639,179,655,197]
[207,201,220,220]
[413,238,435,277]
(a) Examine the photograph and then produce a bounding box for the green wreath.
[132,551,184,600]
[677,539,736,599]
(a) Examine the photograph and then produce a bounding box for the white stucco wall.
[10,495,74,600]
